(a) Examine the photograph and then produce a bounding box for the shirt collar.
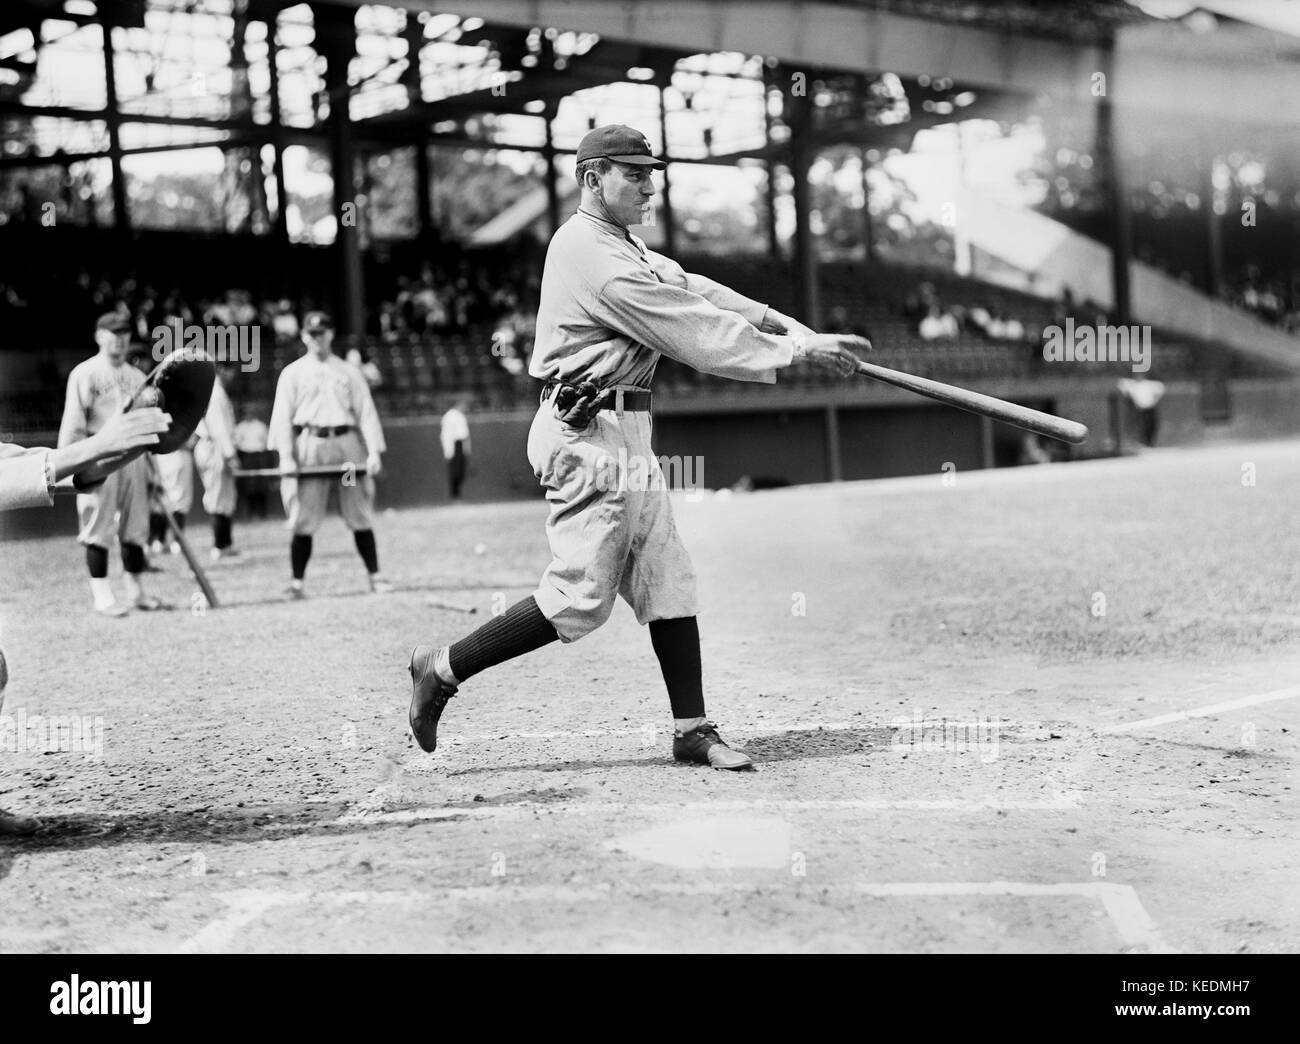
[577,207,633,239]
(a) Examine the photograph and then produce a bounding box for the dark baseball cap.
[96,311,131,333]
[302,311,335,335]
[576,124,665,169]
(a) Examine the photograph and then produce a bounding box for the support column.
[266,16,290,245]
[788,71,820,328]
[658,84,676,254]
[860,145,873,264]
[1097,38,1131,324]
[316,4,364,337]
[762,69,780,260]
[766,160,781,260]
[1200,139,1225,298]
[543,104,560,236]
[100,18,130,234]
[403,15,434,248]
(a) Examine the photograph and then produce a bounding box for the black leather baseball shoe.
[673,722,754,770]
[408,645,457,753]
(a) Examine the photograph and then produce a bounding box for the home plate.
[606,817,793,869]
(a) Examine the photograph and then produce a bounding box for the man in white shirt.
[439,398,471,500]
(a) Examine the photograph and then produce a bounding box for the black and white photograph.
[0,0,1295,1005]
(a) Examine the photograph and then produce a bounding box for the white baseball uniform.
[195,380,238,516]
[528,207,795,641]
[268,351,386,535]
[58,353,150,548]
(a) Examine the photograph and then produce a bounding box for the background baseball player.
[268,311,393,597]
[151,435,197,560]
[195,365,240,560]
[439,396,471,500]
[58,313,172,616]
[408,125,868,769]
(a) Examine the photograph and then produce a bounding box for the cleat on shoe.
[672,722,754,770]
[408,645,456,753]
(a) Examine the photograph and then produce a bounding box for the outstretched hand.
[57,407,172,489]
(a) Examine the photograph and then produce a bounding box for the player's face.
[596,162,658,227]
[97,329,129,362]
[307,329,334,356]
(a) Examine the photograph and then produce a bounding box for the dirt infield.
[1,438,1297,953]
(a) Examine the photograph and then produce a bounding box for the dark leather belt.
[294,425,354,437]
[541,382,652,413]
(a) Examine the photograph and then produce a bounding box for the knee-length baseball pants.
[526,399,698,643]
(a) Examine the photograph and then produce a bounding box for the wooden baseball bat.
[150,489,220,609]
[854,359,1089,444]
[232,465,370,479]
[424,596,478,614]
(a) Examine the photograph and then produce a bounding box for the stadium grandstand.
[2,0,1299,502]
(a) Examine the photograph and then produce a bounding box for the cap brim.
[608,154,666,169]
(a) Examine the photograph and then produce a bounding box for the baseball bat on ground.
[232,465,370,479]
[853,359,1089,444]
[424,595,478,614]
[150,489,220,609]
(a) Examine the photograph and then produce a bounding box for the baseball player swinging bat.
[853,359,1089,444]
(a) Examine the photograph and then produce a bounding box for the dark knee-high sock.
[447,595,558,683]
[649,617,706,719]
[120,542,145,575]
[171,512,185,532]
[290,535,312,580]
[86,544,109,579]
[213,514,232,550]
[353,529,379,573]
[148,512,166,545]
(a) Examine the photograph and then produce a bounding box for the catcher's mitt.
[124,350,216,454]
[552,380,604,431]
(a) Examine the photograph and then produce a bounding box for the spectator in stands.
[345,344,384,388]
[270,299,299,344]
[919,303,958,340]
[233,404,271,519]
[440,398,472,501]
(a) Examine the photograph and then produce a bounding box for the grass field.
[1,438,1297,953]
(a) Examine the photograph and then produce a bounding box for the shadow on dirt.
[0,800,427,855]
[443,726,901,775]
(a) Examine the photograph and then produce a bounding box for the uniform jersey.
[196,381,237,460]
[530,208,795,388]
[525,208,794,642]
[0,444,52,511]
[267,352,386,460]
[57,353,145,446]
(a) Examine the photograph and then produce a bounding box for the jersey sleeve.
[0,445,54,511]
[57,368,90,448]
[643,249,770,328]
[353,370,386,456]
[593,270,793,383]
[267,368,297,459]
